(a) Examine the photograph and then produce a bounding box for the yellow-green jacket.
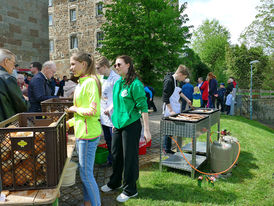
[68,76,101,140]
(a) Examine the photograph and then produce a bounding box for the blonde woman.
[96,56,120,166]
[67,52,102,206]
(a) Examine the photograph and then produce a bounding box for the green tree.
[225,44,269,89]
[180,48,210,82]
[261,54,274,89]
[98,0,191,86]
[240,0,274,55]
[191,19,230,83]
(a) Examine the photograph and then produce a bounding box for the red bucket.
[139,145,147,155]
[146,139,151,148]
[98,143,108,149]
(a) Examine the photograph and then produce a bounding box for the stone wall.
[0,0,49,68]
[235,96,274,124]
[49,0,112,78]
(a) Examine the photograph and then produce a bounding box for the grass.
[124,115,274,206]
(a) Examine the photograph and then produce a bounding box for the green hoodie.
[111,77,148,129]
[68,76,101,140]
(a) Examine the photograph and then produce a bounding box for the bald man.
[28,61,58,112]
[0,48,28,121]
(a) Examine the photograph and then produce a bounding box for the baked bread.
[2,159,12,172]
[1,150,11,161]
[2,171,13,186]
[37,152,46,164]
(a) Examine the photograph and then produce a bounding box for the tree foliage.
[240,0,274,55]
[225,44,270,89]
[180,48,210,82]
[98,0,191,86]
[191,19,230,83]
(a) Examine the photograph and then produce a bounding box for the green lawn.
[125,115,274,206]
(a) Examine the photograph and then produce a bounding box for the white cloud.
[180,0,260,44]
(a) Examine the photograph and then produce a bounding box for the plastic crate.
[41,98,73,113]
[95,147,108,164]
[0,112,67,191]
[41,98,74,134]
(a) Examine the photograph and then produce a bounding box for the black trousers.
[217,98,225,112]
[226,105,231,115]
[202,100,208,108]
[146,94,157,112]
[107,119,141,196]
[148,98,157,111]
[102,125,113,163]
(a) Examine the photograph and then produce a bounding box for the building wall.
[49,0,111,78]
[0,0,49,68]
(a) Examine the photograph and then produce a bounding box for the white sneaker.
[100,185,113,193]
[101,184,122,193]
[116,192,138,203]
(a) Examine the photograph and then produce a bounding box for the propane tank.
[222,136,239,166]
[210,141,233,174]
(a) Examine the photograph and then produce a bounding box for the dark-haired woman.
[208,72,218,108]
[101,55,151,203]
[67,52,102,206]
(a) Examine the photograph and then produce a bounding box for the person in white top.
[96,56,120,166]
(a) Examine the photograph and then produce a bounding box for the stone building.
[0,0,49,68]
[48,0,111,77]
[49,0,178,77]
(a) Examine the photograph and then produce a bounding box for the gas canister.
[210,141,233,174]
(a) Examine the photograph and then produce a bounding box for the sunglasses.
[113,63,122,68]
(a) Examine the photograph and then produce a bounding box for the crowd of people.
[161,66,237,154]
[179,73,237,114]
[0,47,237,205]
[0,48,152,205]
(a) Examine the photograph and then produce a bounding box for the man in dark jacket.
[0,49,28,121]
[217,83,226,112]
[225,78,234,97]
[57,75,67,96]
[28,61,58,112]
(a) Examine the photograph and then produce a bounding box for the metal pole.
[250,64,252,120]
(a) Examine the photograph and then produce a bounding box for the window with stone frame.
[49,0,53,7]
[49,40,54,52]
[70,8,76,21]
[70,35,78,49]
[49,14,53,26]
[96,31,104,48]
[96,2,103,16]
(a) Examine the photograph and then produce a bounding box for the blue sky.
[179,0,260,44]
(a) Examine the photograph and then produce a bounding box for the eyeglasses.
[113,63,121,68]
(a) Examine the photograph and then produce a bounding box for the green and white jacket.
[68,75,101,140]
[111,77,148,129]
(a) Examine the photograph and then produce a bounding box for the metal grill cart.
[159,114,210,178]
[182,108,220,155]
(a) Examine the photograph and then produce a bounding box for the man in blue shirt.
[181,78,193,111]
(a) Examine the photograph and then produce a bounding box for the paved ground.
[58,97,164,206]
